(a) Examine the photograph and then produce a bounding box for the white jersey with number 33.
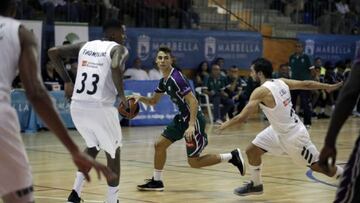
[259,79,303,135]
[72,40,123,104]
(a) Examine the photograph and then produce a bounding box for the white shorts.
[70,102,122,159]
[0,104,32,196]
[252,125,319,167]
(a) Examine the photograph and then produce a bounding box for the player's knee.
[187,158,201,168]
[154,141,167,151]
[245,146,259,160]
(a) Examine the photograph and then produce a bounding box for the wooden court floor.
[3,117,359,203]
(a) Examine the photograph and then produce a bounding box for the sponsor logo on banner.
[205,37,216,61]
[298,34,358,62]
[137,35,150,60]
[304,39,315,56]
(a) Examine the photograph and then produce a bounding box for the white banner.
[54,22,88,46]
[21,20,43,70]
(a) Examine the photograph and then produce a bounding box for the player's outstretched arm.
[48,41,85,99]
[18,25,116,182]
[280,78,343,91]
[319,61,360,171]
[218,86,265,132]
[130,92,163,106]
[111,45,129,105]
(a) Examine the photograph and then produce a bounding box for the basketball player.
[319,60,360,203]
[131,47,246,191]
[48,20,128,203]
[0,1,116,203]
[217,58,344,196]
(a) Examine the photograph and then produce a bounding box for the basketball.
[118,98,140,119]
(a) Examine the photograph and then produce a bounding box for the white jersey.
[259,79,303,135]
[72,40,124,105]
[0,16,21,104]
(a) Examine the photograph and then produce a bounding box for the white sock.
[333,165,344,179]
[249,164,262,186]
[72,172,85,196]
[153,169,163,181]
[220,153,232,162]
[106,186,119,203]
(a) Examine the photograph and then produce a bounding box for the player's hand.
[326,81,343,93]
[71,150,117,182]
[318,145,337,173]
[127,95,141,103]
[64,82,74,101]
[184,125,195,142]
[214,123,227,135]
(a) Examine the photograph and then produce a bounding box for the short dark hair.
[102,19,124,32]
[0,0,15,13]
[252,58,273,78]
[314,57,322,61]
[157,46,172,55]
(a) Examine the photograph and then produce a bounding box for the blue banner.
[89,27,262,69]
[124,80,178,126]
[297,33,360,63]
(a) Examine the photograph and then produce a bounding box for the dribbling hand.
[71,151,117,182]
[318,145,337,173]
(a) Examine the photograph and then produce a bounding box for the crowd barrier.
[11,80,185,133]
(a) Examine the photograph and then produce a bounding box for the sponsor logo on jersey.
[81,60,103,68]
[82,49,106,57]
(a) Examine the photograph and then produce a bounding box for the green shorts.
[162,112,208,157]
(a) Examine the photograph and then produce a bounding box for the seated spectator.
[204,64,234,124]
[148,64,163,80]
[195,61,210,87]
[274,63,291,78]
[225,66,247,118]
[42,61,63,91]
[124,58,149,80]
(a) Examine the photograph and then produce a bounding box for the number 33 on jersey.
[72,40,122,104]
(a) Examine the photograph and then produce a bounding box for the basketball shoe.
[67,189,83,203]
[137,177,164,191]
[234,181,263,196]
[229,148,246,176]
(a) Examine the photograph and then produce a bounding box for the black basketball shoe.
[229,148,246,176]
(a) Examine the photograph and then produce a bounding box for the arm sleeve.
[175,74,192,97]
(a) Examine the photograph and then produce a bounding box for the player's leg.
[137,135,172,191]
[105,148,120,203]
[2,186,34,203]
[68,104,101,203]
[234,126,283,196]
[334,135,360,203]
[0,105,34,203]
[138,115,190,191]
[186,113,245,175]
[284,128,343,179]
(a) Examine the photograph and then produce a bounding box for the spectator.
[195,61,210,87]
[42,61,63,91]
[310,58,329,119]
[148,64,163,80]
[124,58,149,80]
[205,64,234,124]
[274,63,291,78]
[289,41,312,128]
[225,66,247,118]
